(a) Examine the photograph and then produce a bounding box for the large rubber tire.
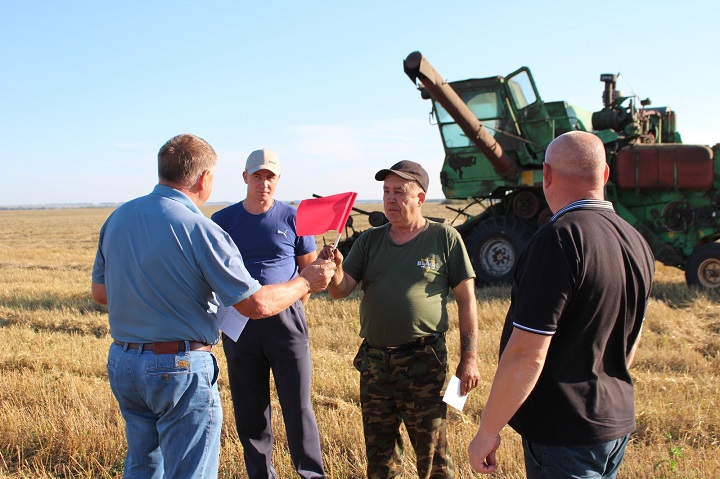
[464,216,536,286]
[685,243,720,291]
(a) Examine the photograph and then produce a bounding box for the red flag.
[296,192,358,236]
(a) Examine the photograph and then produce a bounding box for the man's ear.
[543,162,552,189]
[242,171,249,185]
[187,171,205,194]
[417,190,426,206]
[198,169,214,191]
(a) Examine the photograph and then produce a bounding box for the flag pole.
[332,233,342,250]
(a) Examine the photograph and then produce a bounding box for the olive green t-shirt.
[343,220,475,346]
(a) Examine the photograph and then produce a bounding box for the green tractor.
[402,51,720,290]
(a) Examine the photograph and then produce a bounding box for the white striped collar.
[550,199,615,223]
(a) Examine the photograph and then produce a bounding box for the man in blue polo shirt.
[91,134,335,479]
[468,131,654,478]
[211,149,325,479]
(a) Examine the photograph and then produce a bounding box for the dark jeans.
[223,300,324,479]
[523,434,630,479]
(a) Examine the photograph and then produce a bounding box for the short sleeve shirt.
[92,185,261,344]
[211,200,316,285]
[500,200,655,445]
[343,220,475,346]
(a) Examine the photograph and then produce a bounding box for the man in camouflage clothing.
[321,160,480,478]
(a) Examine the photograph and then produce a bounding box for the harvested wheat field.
[0,204,718,478]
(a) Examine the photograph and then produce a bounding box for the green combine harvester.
[398,51,719,290]
[334,52,720,291]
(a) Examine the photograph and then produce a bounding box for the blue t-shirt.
[92,184,261,344]
[211,200,317,285]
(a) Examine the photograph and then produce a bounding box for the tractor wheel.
[685,243,720,291]
[464,216,535,286]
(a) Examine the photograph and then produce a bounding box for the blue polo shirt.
[211,200,317,286]
[92,184,261,344]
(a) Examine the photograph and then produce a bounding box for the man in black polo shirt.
[468,131,655,478]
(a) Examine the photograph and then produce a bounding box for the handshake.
[232,251,339,320]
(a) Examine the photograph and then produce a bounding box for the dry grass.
[0,204,718,478]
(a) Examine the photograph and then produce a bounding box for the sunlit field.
[0,204,718,478]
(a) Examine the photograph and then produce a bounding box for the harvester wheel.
[512,190,540,219]
[685,243,720,291]
[465,216,535,286]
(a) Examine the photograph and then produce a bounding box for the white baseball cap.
[245,148,281,175]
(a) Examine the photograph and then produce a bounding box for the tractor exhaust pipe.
[403,51,519,181]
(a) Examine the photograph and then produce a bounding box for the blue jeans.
[523,434,630,479]
[107,342,222,479]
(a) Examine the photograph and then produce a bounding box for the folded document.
[211,300,249,341]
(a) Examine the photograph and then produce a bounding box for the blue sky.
[1,1,717,206]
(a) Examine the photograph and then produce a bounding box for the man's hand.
[299,257,336,293]
[318,245,357,299]
[455,357,480,396]
[468,431,501,474]
[318,244,343,267]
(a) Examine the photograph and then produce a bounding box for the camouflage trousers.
[353,336,453,479]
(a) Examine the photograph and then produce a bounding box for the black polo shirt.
[500,199,655,446]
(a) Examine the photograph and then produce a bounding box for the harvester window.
[507,70,537,110]
[435,91,503,123]
[435,91,503,149]
[466,92,502,120]
[440,120,500,148]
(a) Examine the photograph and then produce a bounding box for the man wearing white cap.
[211,149,325,479]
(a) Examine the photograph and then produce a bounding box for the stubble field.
[0,203,718,478]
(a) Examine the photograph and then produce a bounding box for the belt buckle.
[153,342,180,354]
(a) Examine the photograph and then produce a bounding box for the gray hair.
[158,134,217,187]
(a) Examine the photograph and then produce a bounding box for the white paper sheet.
[442,375,469,412]
[213,301,249,341]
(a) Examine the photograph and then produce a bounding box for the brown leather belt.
[113,339,212,354]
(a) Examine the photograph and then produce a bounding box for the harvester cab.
[403,51,720,291]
